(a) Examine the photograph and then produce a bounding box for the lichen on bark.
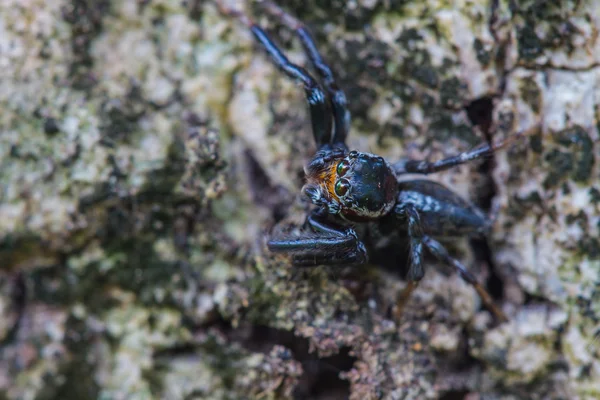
[1,0,599,399]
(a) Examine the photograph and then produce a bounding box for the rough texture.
[0,0,598,399]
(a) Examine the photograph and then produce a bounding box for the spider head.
[303,149,398,221]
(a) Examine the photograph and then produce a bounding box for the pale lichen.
[1,0,599,399]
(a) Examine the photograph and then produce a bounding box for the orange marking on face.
[318,163,340,201]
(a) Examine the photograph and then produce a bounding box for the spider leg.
[216,1,332,147]
[268,233,357,253]
[260,1,350,148]
[268,212,367,267]
[423,236,508,322]
[394,205,425,320]
[291,244,367,267]
[393,129,528,175]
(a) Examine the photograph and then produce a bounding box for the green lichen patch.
[519,76,542,114]
[511,0,600,68]
[473,37,492,66]
[491,65,600,399]
[516,24,544,62]
[275,0,387,32]
[542,126,596,188]
[4,0,600,398]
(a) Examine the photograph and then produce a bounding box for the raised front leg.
[260,1,350,147]
[216,1,333,147]
[268,212,367,267]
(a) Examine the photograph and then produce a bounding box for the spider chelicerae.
[217,0,529,322]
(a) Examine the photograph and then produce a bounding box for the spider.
[217,1,525,322]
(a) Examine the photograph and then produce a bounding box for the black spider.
[217,1,525,322]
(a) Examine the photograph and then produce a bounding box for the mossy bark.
[1,1,598,399]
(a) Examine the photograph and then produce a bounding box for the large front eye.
[335,179,350,197]
[336,160,350,176]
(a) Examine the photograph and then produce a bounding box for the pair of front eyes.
[335,160,351,197]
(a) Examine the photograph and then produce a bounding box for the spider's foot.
[393,280,419,321]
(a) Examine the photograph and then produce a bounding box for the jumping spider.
[218,1,525,322]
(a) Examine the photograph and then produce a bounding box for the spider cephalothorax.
[217,0,526,322]
[303,148,398,221]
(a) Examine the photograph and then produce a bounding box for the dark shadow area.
[465,97,505,301]
[227,324,356,400]
[464,96,493,134]
[465,96,496,211]
[470,238,504,300]
[439,390,469,400]
[436,329,485,399]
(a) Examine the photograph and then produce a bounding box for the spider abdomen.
[396,179,488,237]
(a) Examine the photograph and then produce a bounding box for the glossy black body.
[218,1,511,321]
[395,180,488,237]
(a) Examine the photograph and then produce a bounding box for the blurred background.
[1,0,599,399]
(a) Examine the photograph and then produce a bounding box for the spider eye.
[336,160,350,176]
[334,179,350,197]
